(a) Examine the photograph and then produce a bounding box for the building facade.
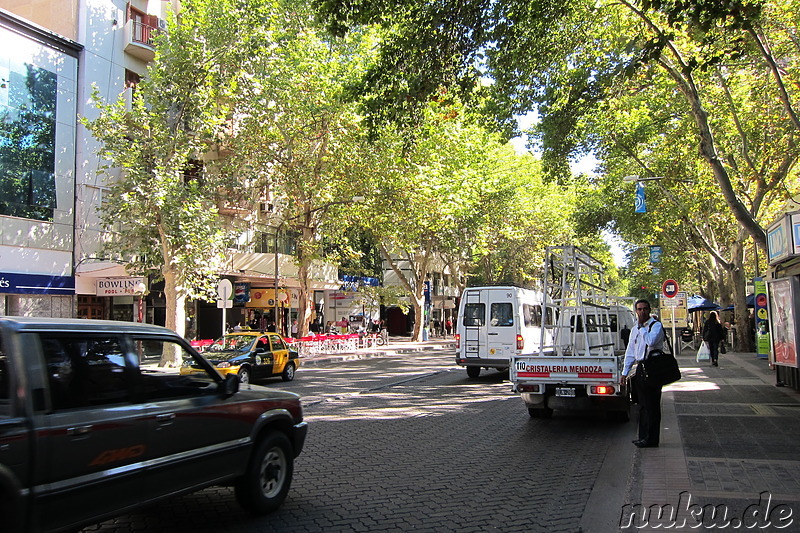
[0,2,345,340]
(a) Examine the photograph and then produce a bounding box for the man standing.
[621,299,666,448]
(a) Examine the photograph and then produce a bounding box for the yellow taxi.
[182,331,300,384]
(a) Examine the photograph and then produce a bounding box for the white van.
[455,286,553,378]
[555,304,636,355]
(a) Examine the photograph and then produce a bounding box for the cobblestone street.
[83,349,633,532]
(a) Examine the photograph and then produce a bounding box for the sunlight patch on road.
[305,383,515,422]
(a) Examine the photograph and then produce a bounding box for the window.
[490,303,514,327]
[268,334,286,352]
[41,335,130,410]
[0,334,10,416]
[136,338,217,400]
[462,303,485,327]
[523,304,542,327]
[0,63,57,221]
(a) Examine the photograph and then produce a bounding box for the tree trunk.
[161,265,185,367]
[410,291,425,341]
[296,224,315,338]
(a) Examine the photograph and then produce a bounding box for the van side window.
[490,303,514,327]
[41,335,130,410]
[522,304,542,327]
[463,303,485,326]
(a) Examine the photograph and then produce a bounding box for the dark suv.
[0,317,307,532]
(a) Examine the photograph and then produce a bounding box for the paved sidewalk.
[623,350,800,532]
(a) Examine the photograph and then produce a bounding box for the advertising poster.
[768,278,798,368]
[754,279,771,359]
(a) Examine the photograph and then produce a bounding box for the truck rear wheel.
[528,407,553,418]
[466,366,481,378]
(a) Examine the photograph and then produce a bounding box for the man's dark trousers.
[634,365,662,445]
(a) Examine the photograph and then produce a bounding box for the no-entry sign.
[662,279,679,298]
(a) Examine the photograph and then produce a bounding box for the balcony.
[124,19,160,62]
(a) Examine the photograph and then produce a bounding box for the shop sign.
[0,272,75,295]
[767,213,796,265]
[234,282,250,304]
[792,213,800,255]
[246,288,297,308]
[96,277,146,296]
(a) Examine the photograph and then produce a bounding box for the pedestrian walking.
[702,311,725,367]
[445,318,453,336]
[621,299,666,448]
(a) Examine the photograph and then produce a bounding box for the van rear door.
[487,298,517,361]
[461,291,487,359]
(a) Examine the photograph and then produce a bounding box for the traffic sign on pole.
[662,279,679,299]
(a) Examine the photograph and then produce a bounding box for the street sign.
[649,245,663,263]
[662,279,679,299]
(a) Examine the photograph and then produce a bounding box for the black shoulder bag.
[642,321,682,387]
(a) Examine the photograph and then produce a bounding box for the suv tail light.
[516,334,524,350]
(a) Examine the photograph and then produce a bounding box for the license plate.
[555,387,576,397]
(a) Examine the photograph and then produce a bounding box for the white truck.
[509,246,635,421]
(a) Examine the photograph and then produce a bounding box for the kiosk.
[766,210,800,390]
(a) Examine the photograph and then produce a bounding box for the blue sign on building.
[0,272,75,295]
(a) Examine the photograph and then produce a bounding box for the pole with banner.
[662,279,680,352]
[754,278,771,359]
[217,279,233,338]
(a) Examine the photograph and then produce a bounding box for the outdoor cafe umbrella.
[688,295,721,312]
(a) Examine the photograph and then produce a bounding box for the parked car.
[185,331,300,383]
[0,317,307,533]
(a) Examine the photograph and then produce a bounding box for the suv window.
[41,335,130,410]
[135,338,218,401]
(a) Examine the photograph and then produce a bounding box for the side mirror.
[221,373,240,397]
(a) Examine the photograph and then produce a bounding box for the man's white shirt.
[623,317,666,377]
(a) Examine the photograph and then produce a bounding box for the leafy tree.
[225,5,384,337]
[83,0,265,361]
[314,0,800,350]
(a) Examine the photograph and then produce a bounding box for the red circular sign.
[662,279,679,298]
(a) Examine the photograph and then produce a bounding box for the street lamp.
[272,196,365,336]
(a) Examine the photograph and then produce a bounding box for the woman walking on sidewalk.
[702,311,725,367]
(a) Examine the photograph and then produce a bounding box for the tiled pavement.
[626,350,800,532]
[301,338,800,532]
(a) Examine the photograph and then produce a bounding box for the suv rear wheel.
[235,432,294,514]
[466,366,481,378]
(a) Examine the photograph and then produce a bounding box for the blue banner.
[0,272,75,294]
[635,182,646,213]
